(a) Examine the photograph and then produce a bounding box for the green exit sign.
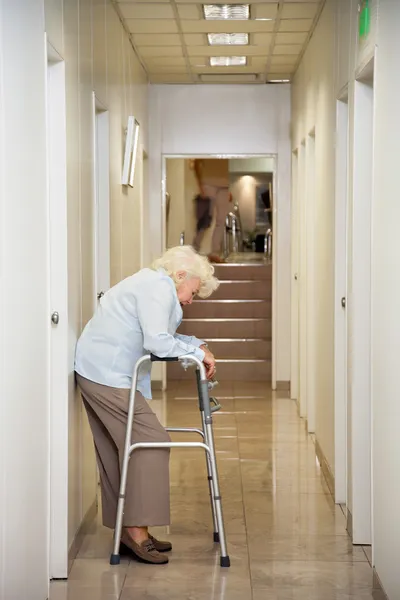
[359,0,370,38]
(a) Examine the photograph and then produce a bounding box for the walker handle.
[150,354,179,362]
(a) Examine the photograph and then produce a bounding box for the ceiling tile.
[193,65,256,74]
[268,64,295,73]
[279,19,313,32]
[177,4,202,19]
[282,0,320,2]
[252,3,279,19]
[270,54,298,65]
[118,3,174,19]
[273,44,302,55]
[146,65,189,74]
[275,31,308,44]
[252,32,273,46]
[180,20,275,33]
[145,56,187,66]
[139,46,184,57]
[184,33,207,45]
[132,33,181,45]
[281,3,319,19]
[127,19,178,33]
[251,57,268,68]
[149,73,193,83]
[187,45,271,57]
[189,57,208,67]
[117,0,170,3]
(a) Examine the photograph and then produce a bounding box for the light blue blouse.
[74,268,205,398]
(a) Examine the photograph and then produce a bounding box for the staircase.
[168,263,272,382]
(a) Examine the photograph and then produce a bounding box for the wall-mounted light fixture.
[121,116,140,187]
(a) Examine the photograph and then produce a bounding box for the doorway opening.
[92,94,110,307]
[163,155,276,390]
[347,57,374,546]
[46,41,68,579]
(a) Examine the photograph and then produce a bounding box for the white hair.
[151,246,220,299]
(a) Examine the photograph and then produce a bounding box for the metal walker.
[110,353,230,568]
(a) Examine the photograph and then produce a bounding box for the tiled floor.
[50,381,383,600]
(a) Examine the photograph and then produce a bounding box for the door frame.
[161,153,278,391]
[290,149,299,403]
[45,38,69,578]
[347,55,375,545]
[334,88,349,505]
[92,93,110,307]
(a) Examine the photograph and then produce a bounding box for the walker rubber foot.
[110,554,121,565]
[220,556,230,568]
[213,532,220,543]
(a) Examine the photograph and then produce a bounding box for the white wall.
[292,0,400,595]
[45,0,148,557]
[0,1,148,596]
[149,84,291,383]
[371,1,400,596]
[0,1,50,598]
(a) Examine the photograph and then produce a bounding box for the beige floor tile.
[251,560,376,590]
[252,588,386,600]
[49,582,121,600]
[60,380,376,600]
[66,558,128,590]
[247,533,367,562]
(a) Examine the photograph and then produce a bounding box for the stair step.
[184,299,271,319]
[204,338,271,359]
[178,318,271,339]
[167,359,271,381]
[212,280,271,300]
[213,264,272,281]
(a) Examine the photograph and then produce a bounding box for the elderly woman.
[75,246,219,565]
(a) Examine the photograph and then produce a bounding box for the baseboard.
[276,380,290,391]
[315,439,335,496]
[346,508,353,540]
[68,498,98,573]
[373,569,389,598]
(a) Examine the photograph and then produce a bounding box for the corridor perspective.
[50,381,382,600]
[2,0,400,599]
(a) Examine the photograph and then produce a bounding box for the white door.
[93,94,111,305]
[46,43,69,578]
[305,132,316,433]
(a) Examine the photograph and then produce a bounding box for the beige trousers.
[193,185,231,254]
[76,374,171,529]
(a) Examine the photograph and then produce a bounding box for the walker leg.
[110,356,148,565]
[197,374,230,567]
[201,410,219,542]
[206,422,230,567]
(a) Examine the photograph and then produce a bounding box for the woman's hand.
[201,345,216,380]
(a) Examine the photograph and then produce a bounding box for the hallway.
[50,381,380,600]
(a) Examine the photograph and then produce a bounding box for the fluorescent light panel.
[210,56,247,66]
[203,4,250,20]
[208,33,249,45]
[268,79,290,83]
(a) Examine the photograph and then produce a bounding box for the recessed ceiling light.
[210,56,247,67]
[203,4,250,20]
[208,33,249,45]
[255,18,273,21]
[268,79,290,83]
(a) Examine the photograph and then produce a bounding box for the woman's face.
[176,275,201,305]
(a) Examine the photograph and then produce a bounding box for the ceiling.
[113,1,325,84]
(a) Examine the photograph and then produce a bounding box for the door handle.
[51,311,60,325]
[97,291,105,300]
[341,297,346,308]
